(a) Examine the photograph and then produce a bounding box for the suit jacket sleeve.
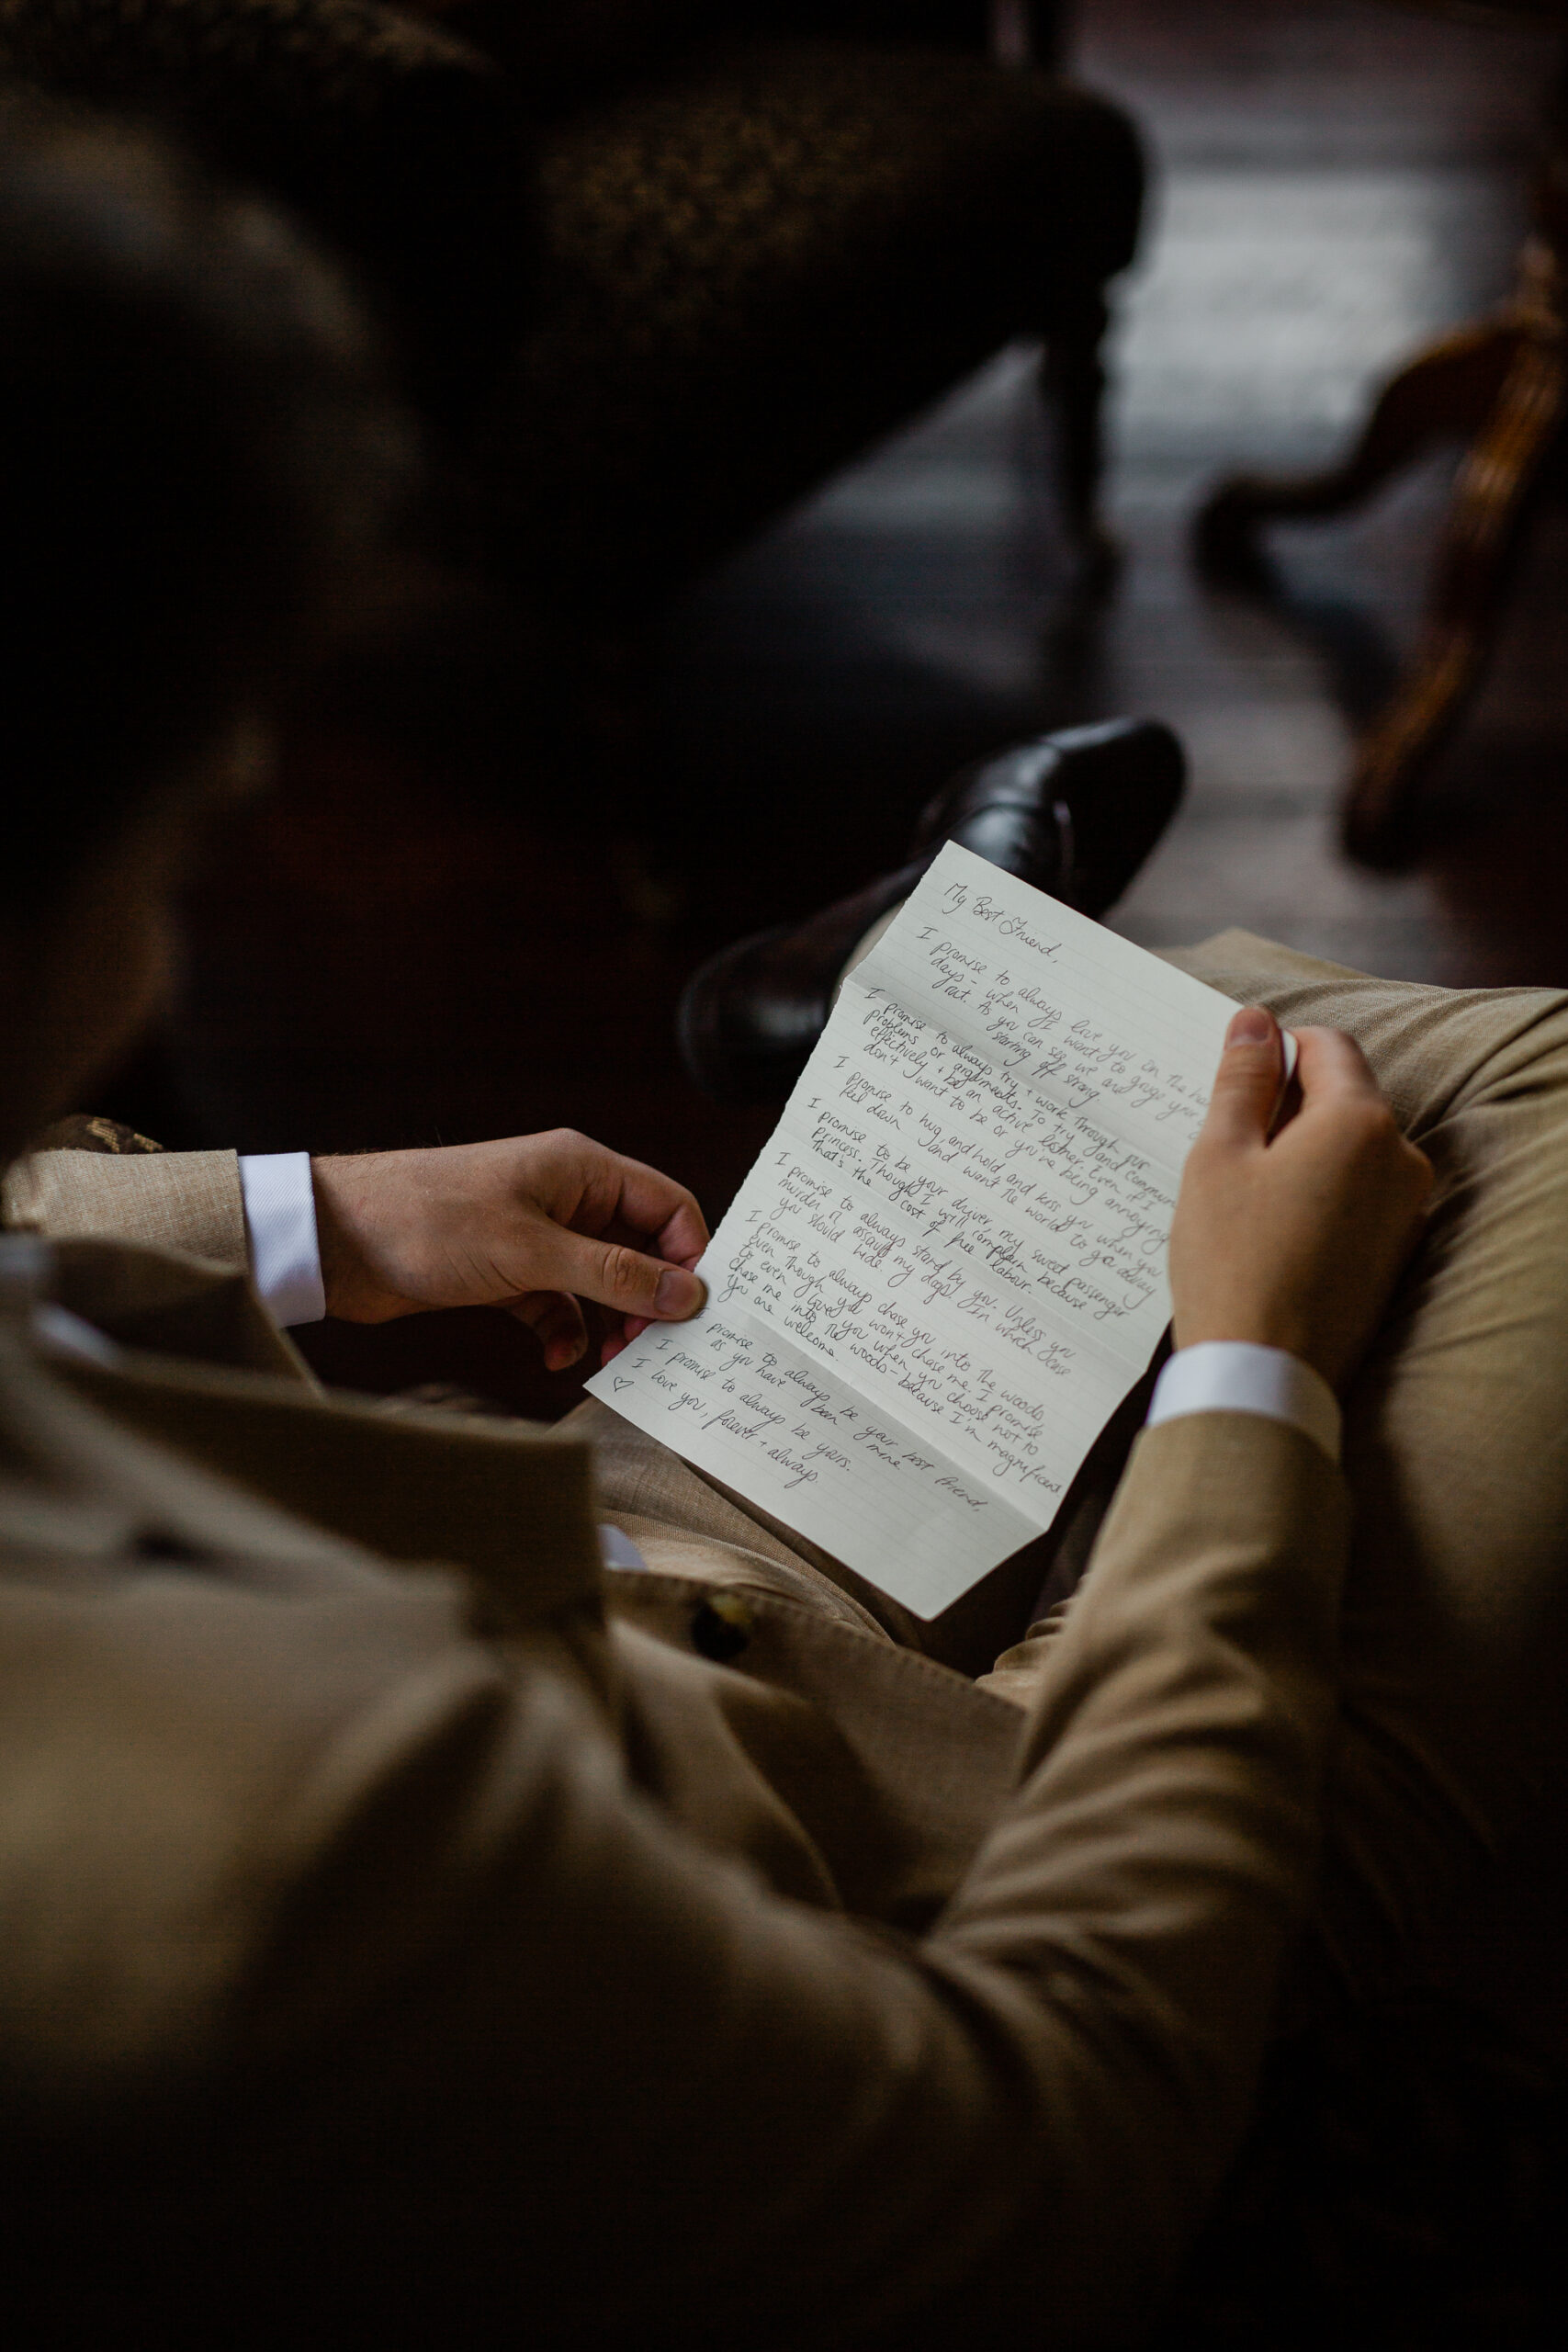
[195,1408,1348,2349]
[2,1147,248,1271]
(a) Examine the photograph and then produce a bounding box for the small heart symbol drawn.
[613,1377,632,1393]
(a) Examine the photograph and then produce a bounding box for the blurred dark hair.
[0,91,411,912]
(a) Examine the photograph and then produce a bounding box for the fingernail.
[1226,1006,1274,1048]
[655,1268,704,1317]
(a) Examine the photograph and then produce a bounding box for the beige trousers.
[1168,931,1568,2053]
[591,930,1568,2052]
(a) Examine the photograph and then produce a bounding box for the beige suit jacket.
[0,1147,1348,2347]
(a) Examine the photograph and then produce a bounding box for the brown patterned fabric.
[485,36,1143,600]
[0,6,1142,604]
[28,1114,164,1156]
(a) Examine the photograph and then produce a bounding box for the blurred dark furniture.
[1196,0,1568,873]
[0,0,1144,616]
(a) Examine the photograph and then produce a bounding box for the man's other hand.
[311,1133,708,1371]
[1169,1008,1433,1393]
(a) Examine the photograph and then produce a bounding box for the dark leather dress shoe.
[678,718,1185,1106]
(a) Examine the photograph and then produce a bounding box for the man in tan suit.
[0,97,1558,2350]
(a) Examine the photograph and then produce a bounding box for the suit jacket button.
[691,1591,753,1663]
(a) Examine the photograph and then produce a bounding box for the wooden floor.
[667,0,1558,983]
[129,0,1568,1410]
[1077,0,1563,984]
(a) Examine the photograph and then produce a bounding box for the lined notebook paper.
[588,844,1245,1619]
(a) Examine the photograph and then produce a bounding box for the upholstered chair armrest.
[0,0,539,398]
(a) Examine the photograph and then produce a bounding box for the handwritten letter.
[589,843,1239,1618]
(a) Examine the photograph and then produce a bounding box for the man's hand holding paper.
[311,1131,709,1369]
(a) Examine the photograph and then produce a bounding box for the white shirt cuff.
[237,1152,326,1327]
[1147,1340,1341,1464]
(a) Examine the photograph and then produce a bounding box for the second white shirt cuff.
[237,1151,326,1327]
[1147,1340,1341,1464]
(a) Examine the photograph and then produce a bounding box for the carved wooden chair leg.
[1342,306,1568,868]
[1194,315,1528,584]
[1041,291,1117,583]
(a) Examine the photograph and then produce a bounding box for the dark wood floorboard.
[117,0,1568,1411]
[1079,0,1554,983]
